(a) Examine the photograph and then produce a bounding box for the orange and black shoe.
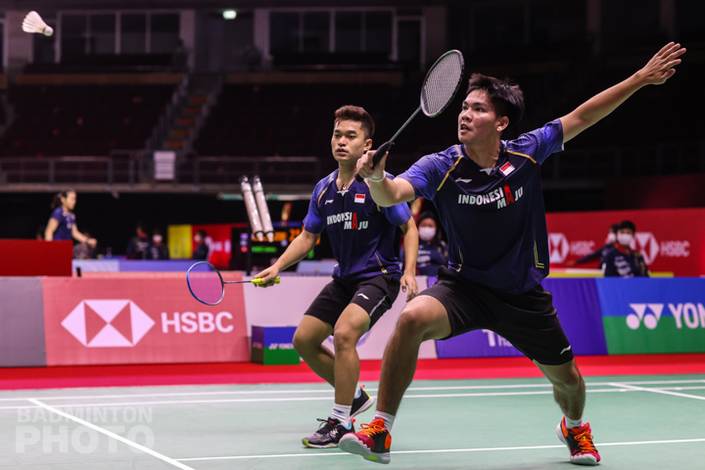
[556,417,601,465]
[338,418,391,465]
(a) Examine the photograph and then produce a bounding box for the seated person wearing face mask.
[415,212,448,277]
[603,220,649,277]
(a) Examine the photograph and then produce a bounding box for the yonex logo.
[626,303,664,330]
[61,300,155,347]
[548,233,569,264]
[635,232,659,265]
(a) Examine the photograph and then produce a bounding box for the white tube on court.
[240,176,264,241]
[252,175,274,242]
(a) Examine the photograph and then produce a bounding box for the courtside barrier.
[0,278,47,366]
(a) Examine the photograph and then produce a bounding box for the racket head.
[420,49,465,117]
[186,261,225,306]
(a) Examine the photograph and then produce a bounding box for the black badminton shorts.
[304,274,400,329]
[424,267,574,365]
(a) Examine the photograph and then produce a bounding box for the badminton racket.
[186,261,280,306]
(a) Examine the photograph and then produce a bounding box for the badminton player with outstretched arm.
[254,105,419,448]
[44,189,97,248]
[342,42,686,465]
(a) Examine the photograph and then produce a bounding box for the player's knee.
[397,307,429,339]
[333,325,361,351]
[552,365,583,390]
[293,328,316,354]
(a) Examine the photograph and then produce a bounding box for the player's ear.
[495,116,510,133]
[364,138,373,151]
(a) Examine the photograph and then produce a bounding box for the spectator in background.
[193,229,209,260]
[414,212,448,278]
[571,223,619,268]
[147,229,169,260]
[603,220,649,277]
[44,189,97,248]
[126,224,150,259]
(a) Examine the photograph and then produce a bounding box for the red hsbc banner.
[546,208,705,276]
[42,275,249,365]
[192,223,237,269]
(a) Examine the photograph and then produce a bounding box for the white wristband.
[366,174,385,183]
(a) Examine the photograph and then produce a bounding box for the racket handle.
[251,276,281,286]
[355,141,394,183]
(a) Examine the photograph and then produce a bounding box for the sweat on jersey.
[50,207,76,241]
[398,119,563,294]
[304,169,412,281]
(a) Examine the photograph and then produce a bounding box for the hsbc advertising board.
[546,208,705,275]
[42,276,249,365]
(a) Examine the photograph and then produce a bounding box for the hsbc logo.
[634,232,659,265]
[626,303,663,330]
[548,233,569,263]
[634,232,690,265]
[62,300,155,347]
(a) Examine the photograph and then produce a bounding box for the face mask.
[606,233,616,243]
[153,235,163,244]
[617,233,633,247]
[419,227,436,242]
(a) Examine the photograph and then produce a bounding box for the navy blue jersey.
[398,120,563,293]
[304,170,412,281]
[50,207,75,241]
[603,244,649,277]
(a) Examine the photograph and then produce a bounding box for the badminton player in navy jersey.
[343,42,686,465]
[44,189,96,248]
[254,105,419,448]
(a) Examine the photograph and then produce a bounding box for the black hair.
[466,73,525,136]
[51,189,75,210]
[619,220,637,232]
[610,223,620,233]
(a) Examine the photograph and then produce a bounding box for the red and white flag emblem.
[354,193,366,204]
[499,161,515,176]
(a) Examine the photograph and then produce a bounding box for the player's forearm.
[367,178,408,207]
[273,232,316,271]
[401,221,418,275]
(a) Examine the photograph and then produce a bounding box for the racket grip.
[251,276,281,286]
[355,141,394,183]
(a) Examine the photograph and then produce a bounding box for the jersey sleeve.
[50,207,63,221]
[397,154,447,200]
[303,184,324,234]
[382,200,412,226]
[511,119,564,165]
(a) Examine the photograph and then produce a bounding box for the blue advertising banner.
[597,278,705,354]
[435,279,608,359]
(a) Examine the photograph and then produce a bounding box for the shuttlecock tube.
[240,176,264,241]
[252,176,274,242]
[22,11,53,37]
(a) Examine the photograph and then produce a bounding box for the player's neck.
[336,164,356,190]
[463,139,501,169]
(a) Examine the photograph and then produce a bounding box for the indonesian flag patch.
[354,193,366,204]
[499,161,515,176]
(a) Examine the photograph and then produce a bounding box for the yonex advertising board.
[435,279,607,358]
[42,275,249,365]
[597,278,705,354]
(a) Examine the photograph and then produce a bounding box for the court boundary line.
[609,382,705,401]
[27,398,195,470]
[175,437,705,462]
[1,378,703,403]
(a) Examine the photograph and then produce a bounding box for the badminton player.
[344,42,686,465]
[44,189,96,248]
[254,105,418,448]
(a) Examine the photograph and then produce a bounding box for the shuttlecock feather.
[22,11,53,37]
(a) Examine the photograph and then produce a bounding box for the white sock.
[330,403,352,428]
[354,385,362,399]
[373,411,395,430]
[565,416,583,428]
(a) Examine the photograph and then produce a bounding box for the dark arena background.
[0,1,704,469]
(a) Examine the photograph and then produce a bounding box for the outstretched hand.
[636,42,686,86]
[252,265,280,288]
[356,149,388,182]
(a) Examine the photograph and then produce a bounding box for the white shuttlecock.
[22,11,53,37]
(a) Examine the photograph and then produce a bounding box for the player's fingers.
[656,41,675,58]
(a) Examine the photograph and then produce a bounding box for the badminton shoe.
[338,418,391,464]
[351,387,375,417]
[556,417,601,465]
[302,417,354,448]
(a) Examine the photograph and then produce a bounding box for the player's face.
[458,90,506,145]
[63,192,77,211]
[331,120,372,164]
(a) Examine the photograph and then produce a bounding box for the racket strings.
[421,52,464,116]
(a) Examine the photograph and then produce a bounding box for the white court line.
[2,386,705,411]
[27,399,195,470]
[1,378,703,403]
[610,382,705,401]
[176,437,705,462]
